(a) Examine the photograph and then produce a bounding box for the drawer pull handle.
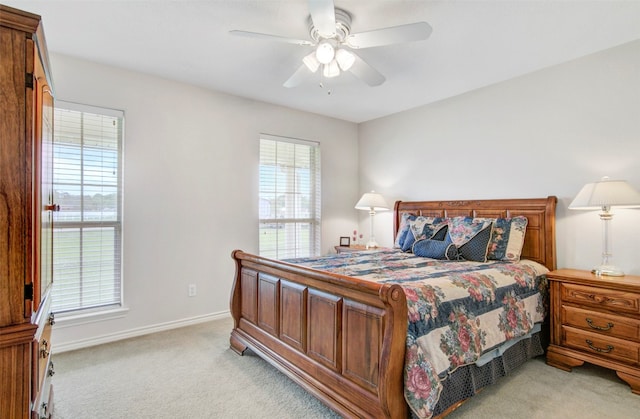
[48,361,55,377]
[586,339,614,353]
[586,318,613,331]
[40,340,50,359]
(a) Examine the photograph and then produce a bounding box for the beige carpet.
[52,317,640,418]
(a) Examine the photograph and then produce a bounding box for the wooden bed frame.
[229,196,557,418]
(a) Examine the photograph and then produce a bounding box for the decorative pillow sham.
[401,216,447,252]
[475,216,528,261]
[447,217,492,247]
[456,223,494,262]
[401,232,415,252]
[412,226,457,260]
[394,212,416,248]
[409,216,447,241]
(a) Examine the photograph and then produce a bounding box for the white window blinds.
[259,135,321,259]
[51,101,124,313]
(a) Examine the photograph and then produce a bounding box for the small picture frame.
[339,236,350,246]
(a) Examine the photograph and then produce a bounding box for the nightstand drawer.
[563,326,640,366]
[561,283,640,315]
[563,305,640,342]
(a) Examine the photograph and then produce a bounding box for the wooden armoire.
[0,5,56,418]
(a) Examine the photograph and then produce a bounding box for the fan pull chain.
[318,81,332,95]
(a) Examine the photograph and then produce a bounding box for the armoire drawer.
[32,314,55,419]
[33,372,54,419]
[34,319,53,390]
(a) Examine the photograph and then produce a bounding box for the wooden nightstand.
[334,244,370,254]
[546,269,640,394]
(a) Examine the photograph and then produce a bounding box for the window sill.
[53,306,129,329]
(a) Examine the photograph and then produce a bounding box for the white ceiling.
[5,0,640,123]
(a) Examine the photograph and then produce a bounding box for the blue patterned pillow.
[487,216,528,261]
[410,216,447,240]
[447,217,492,247]
[456,223,494,262]
[395,213,416,248]
[401,229,418,252]
[402,216,447,252]
[413,226,457,259]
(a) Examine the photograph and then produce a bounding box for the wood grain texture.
[0,24,28,328]
[547,269,640,396]
[0,5,55,418]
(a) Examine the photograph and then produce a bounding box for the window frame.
[51,100,124,315]
[258,134,321,259]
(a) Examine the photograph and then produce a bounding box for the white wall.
[51,54,360,350]
[358,40,640,275]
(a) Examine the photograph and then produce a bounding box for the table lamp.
[569,176,640,276]
[355,191,389,249]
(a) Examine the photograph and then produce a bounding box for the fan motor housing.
[308,8,351,43]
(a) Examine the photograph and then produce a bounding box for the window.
[51,101,123,313]
[259,134,321,259]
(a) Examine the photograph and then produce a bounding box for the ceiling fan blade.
[283,64,309,88]
[308,0,336,38]
[346,22,432,49]
[230,30,313,46]
[348,53,385,87]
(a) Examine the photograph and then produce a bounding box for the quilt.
[288,249,549,418]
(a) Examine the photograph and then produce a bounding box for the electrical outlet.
[188,284,196,297]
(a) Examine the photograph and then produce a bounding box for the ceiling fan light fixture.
[323,60,340,78]
[303,52,320,72]
[234,4,430,89]
[315,40,335,64]
[335,49,355,71]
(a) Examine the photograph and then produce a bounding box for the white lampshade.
[355,191,389,211]
[569,177,640,210]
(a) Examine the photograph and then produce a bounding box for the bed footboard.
[229,250,408,418]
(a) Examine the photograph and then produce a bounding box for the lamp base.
[365,240,379,249]
[592,265,625,277]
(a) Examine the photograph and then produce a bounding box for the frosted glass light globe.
[315,41,335,64]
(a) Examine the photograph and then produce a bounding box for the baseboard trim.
[53,311,231,353]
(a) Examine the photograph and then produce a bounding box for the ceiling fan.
[230,0,432,88]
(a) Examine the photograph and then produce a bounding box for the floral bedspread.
[288,249,549,418]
